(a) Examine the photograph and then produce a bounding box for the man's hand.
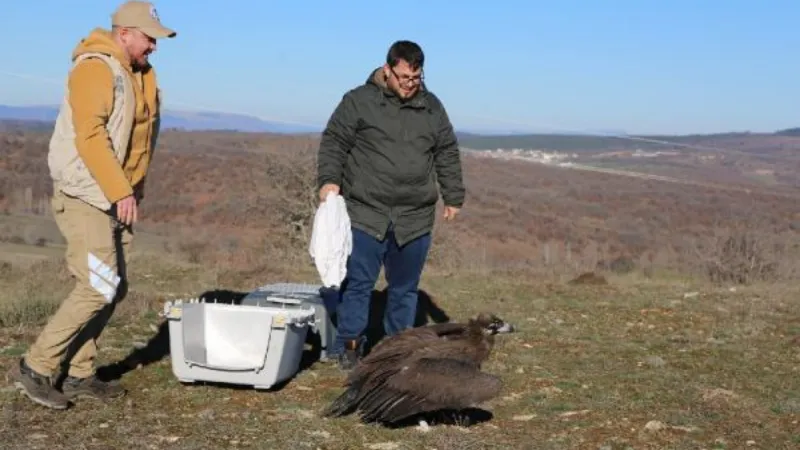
[319,183,340,202]
[115,195,138,225]
[443,205,460,221]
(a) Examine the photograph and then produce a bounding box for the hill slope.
[2,123,799,282]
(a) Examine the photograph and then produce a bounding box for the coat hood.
[365,66,429,108]
[71,27,132,69]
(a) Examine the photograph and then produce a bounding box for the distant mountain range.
[0,104,636,138]
[1,103,796,152]
[0,104,319,134]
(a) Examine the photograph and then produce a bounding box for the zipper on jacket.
[400,104,410,142]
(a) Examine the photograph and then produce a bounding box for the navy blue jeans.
[330,226,432,355]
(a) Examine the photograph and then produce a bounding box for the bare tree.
[263,144,319,249]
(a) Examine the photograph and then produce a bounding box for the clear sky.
[1,0,797,135]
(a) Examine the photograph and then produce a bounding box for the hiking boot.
[337,350,359,371]
[7,358,69,410]
[337,339,361,371]
[61,374,126,401]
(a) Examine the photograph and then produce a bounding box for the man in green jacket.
[317,40,465,370]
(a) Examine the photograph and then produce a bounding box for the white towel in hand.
[309,192,352,288]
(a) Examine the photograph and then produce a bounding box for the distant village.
[463,147,715,167]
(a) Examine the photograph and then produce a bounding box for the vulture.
[322,312,515,426]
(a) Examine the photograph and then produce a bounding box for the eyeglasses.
[390,67,424,86]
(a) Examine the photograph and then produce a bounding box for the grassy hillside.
[3,124,800,279]
[2,254,798,448]
[1,123,799,448]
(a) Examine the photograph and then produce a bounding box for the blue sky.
[1,0,797,135]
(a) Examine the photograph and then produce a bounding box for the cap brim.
[140,25,176,39]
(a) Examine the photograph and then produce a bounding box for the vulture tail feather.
[322,378,364,417]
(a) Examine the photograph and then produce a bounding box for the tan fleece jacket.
[68,28,159,203]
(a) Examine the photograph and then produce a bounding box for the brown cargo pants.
[24,190,133,379]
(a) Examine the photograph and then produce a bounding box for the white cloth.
[309,191,352,288]
[204,306,273,370]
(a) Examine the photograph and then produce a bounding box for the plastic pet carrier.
[163,286,317,390]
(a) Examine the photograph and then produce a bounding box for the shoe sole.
[64,391,126,402]
[12,381,69,410]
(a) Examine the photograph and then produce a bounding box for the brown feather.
[357,357,502,423]
[322,312,514,424]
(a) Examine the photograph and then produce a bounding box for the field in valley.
[1,123,799,448]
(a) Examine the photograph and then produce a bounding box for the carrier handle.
[184,360,267,373]
[264,295,304,305]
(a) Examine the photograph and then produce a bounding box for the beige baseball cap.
[112,1,176,38]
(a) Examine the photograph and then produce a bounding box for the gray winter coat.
[317,67,465,246]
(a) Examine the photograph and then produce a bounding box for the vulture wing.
[347,326,453,383]
[423,321,471,337]
[324,327,448,417]
[354,322,470,368]
[323,321,487,420]
[355,356,503,424]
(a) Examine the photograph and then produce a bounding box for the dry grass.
[1,249,799,449]
[2,124,800,448]
[5,125,800,283]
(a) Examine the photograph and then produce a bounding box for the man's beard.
[393,86,417,102]
[131,56,149,71]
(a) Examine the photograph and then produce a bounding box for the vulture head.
[470,312,515,335]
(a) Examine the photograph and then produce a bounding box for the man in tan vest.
[8,1,176,410]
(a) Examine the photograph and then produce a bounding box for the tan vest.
[48,52,136,211]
